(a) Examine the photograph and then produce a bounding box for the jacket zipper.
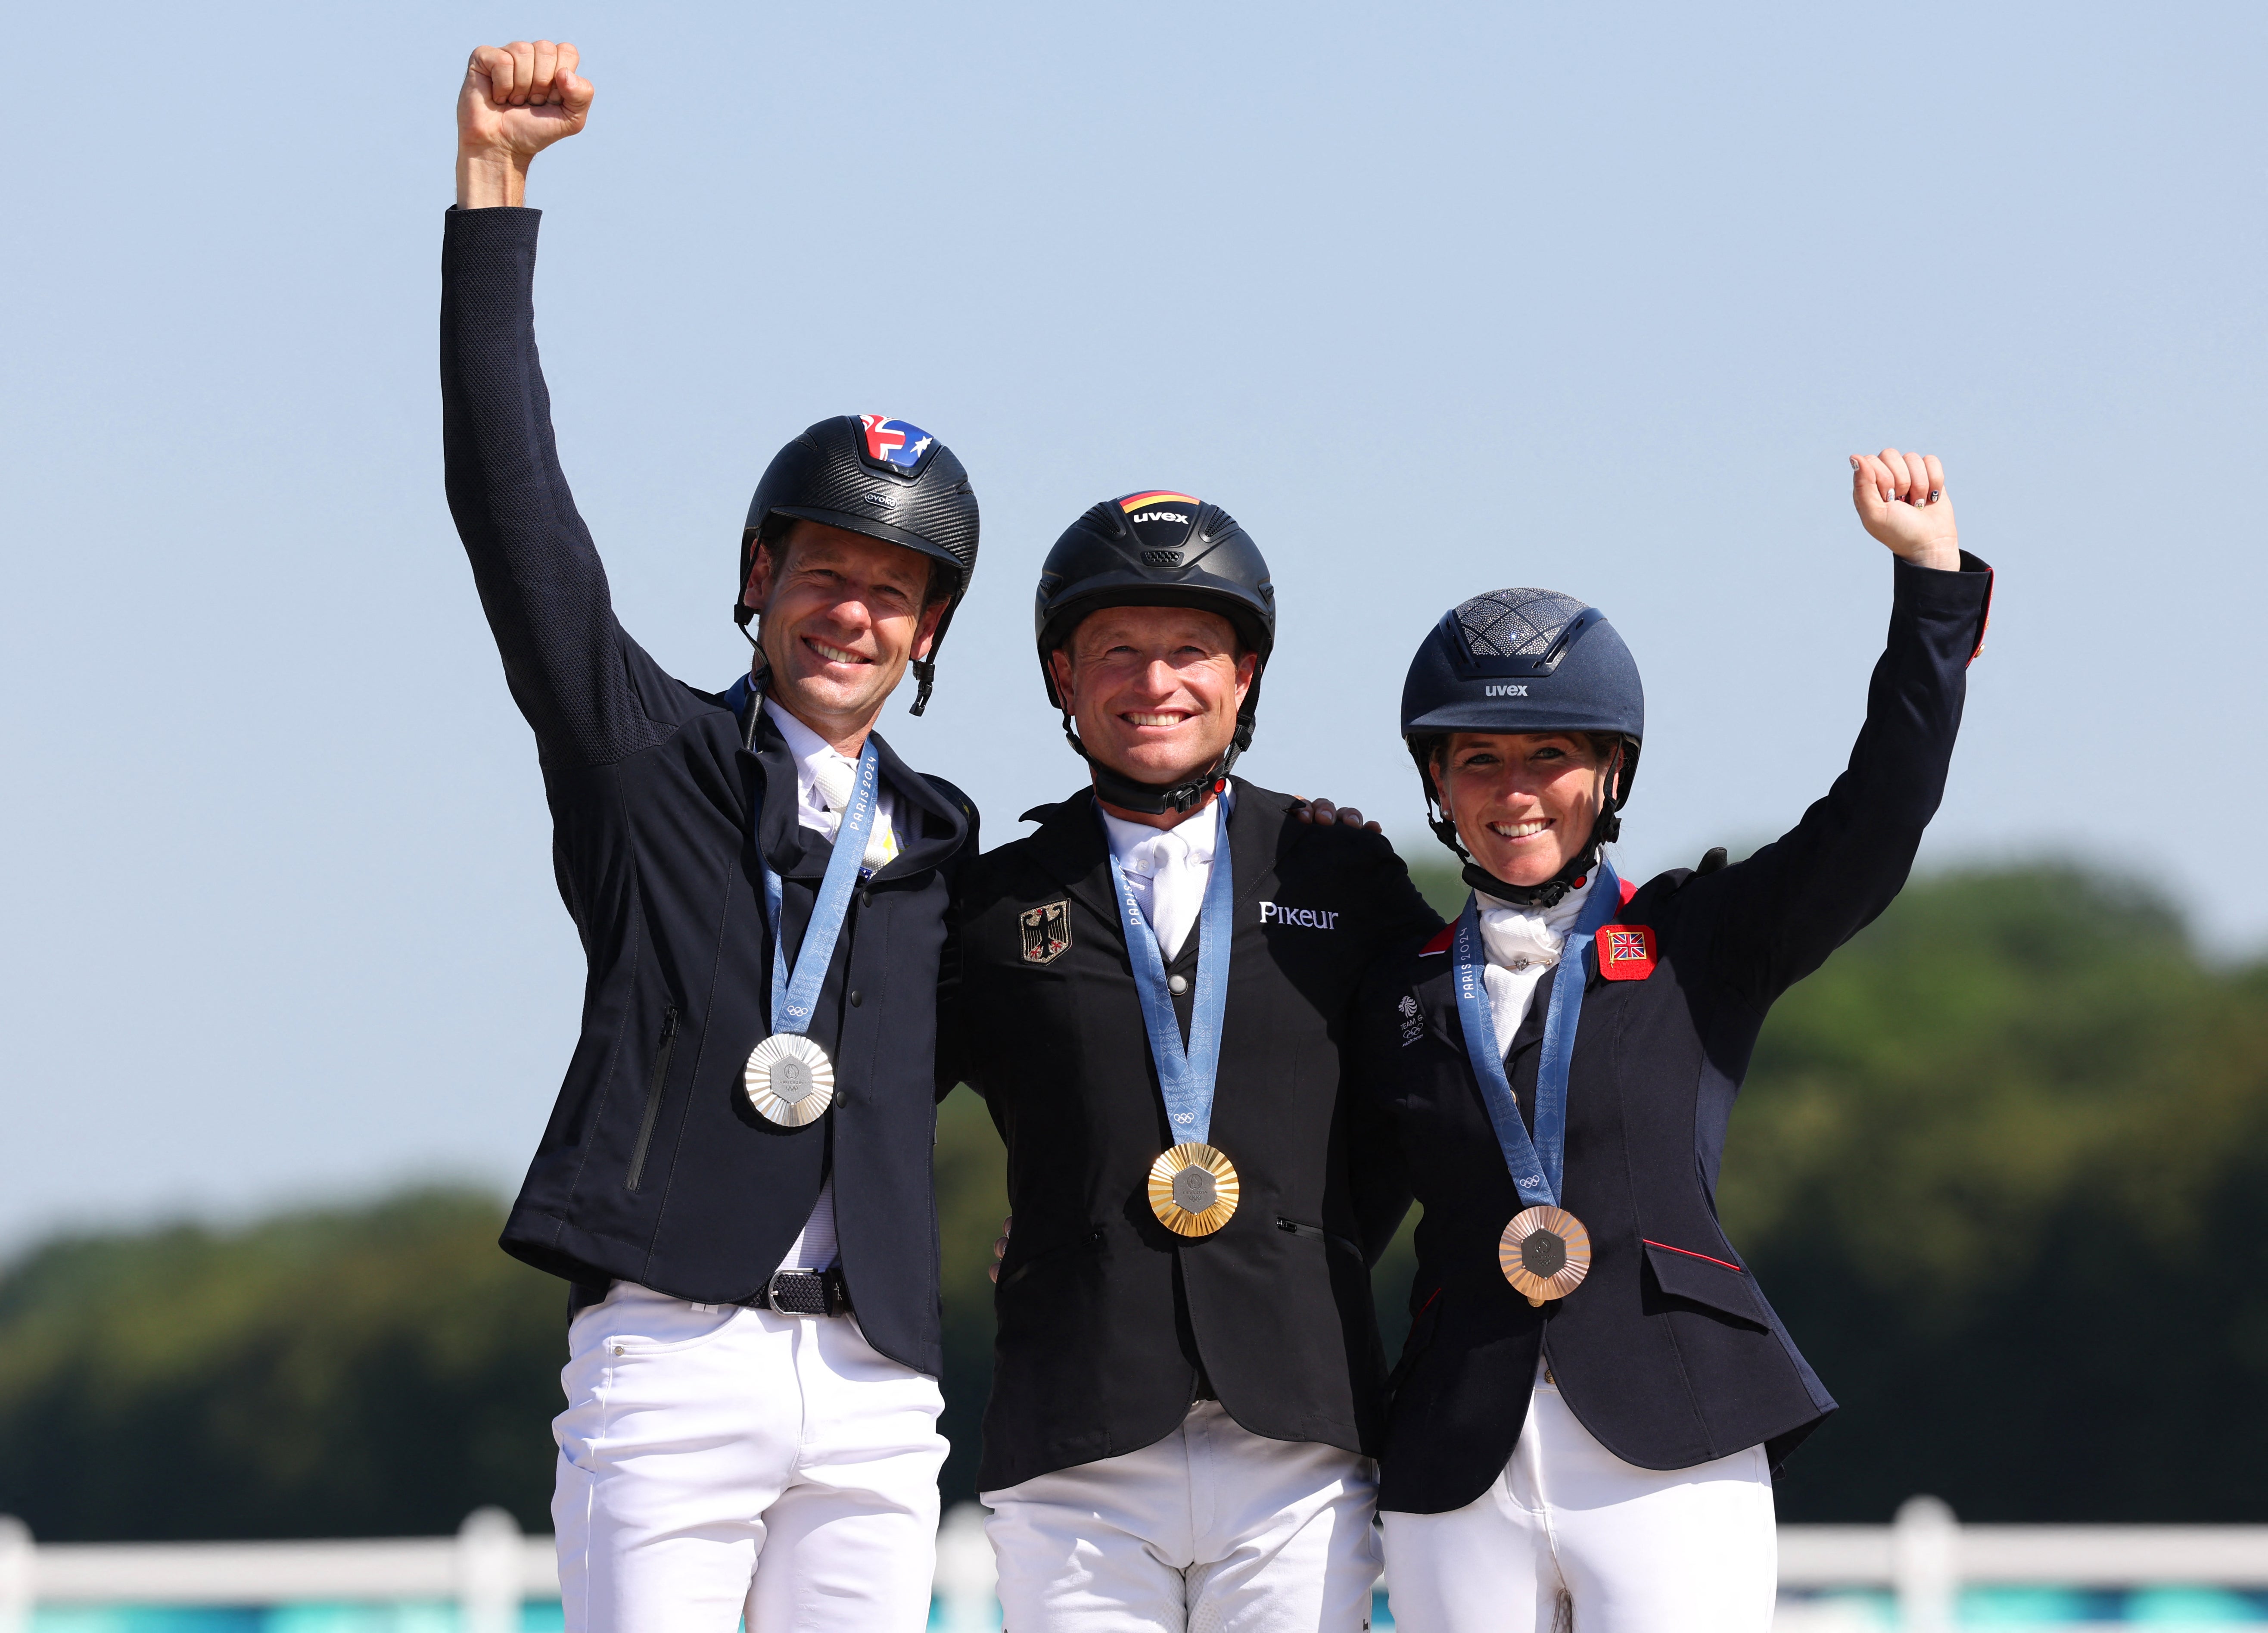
[625,1007,680,1194]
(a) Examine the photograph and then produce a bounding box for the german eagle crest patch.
[1020,900,1072,965]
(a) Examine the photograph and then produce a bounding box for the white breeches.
[551,1282,947,1633]
[1381,1366,1776,1633]
[984,1401,1383,1633]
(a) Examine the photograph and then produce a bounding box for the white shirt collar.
[762,698,898,863]
[762,696,851,798]
[1474,871,1596,970]
[1098,790,1228,872]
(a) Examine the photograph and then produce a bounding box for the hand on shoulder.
[1291,798,1382,834]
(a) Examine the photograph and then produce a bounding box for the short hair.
[759,516,955,610]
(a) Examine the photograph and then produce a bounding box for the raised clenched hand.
[1850,449,1960,571]
[455,41,593,207]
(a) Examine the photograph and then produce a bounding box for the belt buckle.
[766,1269,831,1318]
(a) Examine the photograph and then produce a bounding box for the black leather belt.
[742,1267,852,1318]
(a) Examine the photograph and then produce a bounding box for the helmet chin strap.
[1063,708,1254,816]
[1459,807,1619,909]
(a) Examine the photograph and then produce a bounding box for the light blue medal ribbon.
[741,737,881,1126]
[1450,862,1622,1301]
[1106,804,1241,1234]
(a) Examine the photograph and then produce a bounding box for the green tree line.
[3,862,2262,1540]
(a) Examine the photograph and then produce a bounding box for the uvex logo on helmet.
[1120,491,1204,552]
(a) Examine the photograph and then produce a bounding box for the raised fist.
[455,41,593,206]
[1850,449,1960,571]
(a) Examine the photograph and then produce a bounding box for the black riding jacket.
[941,783,1440,1490]
[1353,554,1993,1513]
[440,206,977,1376]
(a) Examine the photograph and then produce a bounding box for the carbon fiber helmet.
[738,414,980,716]
[1034,491,1276,814]
[1401,588,1644,906]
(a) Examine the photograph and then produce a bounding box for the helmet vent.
[1453,589,1592,660]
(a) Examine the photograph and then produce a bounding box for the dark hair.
[757,516,956,610]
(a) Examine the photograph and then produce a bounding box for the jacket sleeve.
[440,206,691,769]
[1706,552,1994,1004]
[933,804,983,1103]
[1337,838,1435,1257]
[1361,829,1448,948]
[1347,950,1419,1265]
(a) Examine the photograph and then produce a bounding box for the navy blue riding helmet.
[1401,588,1645,907]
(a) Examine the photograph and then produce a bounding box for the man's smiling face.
[743,520,946,749]
[1048,605,1256,804]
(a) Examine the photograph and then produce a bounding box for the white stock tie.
[810,756,895,871]
[1124,828,1202,961]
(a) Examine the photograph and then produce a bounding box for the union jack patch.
[1596,923,1658,981]
[1020,900,1072,965]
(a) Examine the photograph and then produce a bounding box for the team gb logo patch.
[1596,924,1658,981]
[1021,900,1072,965]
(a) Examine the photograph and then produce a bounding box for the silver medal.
[744,1033,836,1127]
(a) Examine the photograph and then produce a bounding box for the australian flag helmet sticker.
[858,414,937,476]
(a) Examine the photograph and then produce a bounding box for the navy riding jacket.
[440,206,977,1376]
[1353,554,1992,1513]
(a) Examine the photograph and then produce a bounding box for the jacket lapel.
[732,693,968,883]
[740,706,825,879]
[1224,779,1288,927]
[868,727,970,881]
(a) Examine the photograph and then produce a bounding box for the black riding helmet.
[738,414,980,716]
[1034,491,1276,815]
[1401,588,1645,907]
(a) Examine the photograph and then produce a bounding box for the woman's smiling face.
[1434,731,1620,888]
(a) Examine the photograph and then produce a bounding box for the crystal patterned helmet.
[1401,588,1645,887]
[1401,588,1644,744]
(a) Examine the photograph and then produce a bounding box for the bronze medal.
[1499,1205,1591,1306]
[1148,1142,1240,1237]
[743,1033,836,1128]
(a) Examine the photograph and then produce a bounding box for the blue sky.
[2,1,2260,1248]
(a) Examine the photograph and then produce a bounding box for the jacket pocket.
[624,1007,680,1194]
[1276,1216,1364,1260]
[1641,1237,1770,1328]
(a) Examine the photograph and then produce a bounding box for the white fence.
[4,1499,2268,1630]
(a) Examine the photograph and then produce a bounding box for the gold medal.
[743,1033,836,1127]
[1148,1142,1240,1237]
[1499,1205,1591,1306]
